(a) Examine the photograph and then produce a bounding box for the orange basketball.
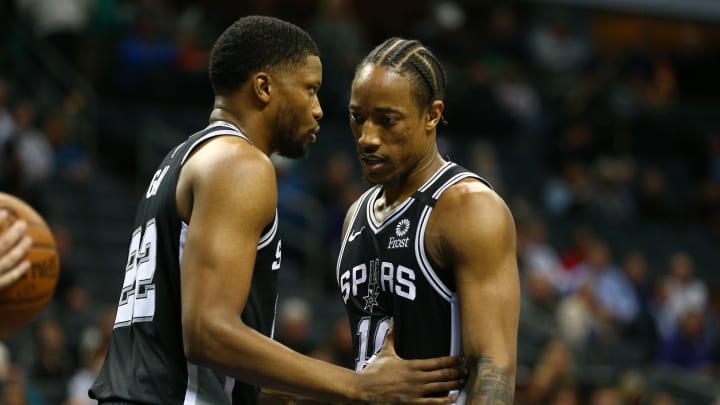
[0,193,60,338]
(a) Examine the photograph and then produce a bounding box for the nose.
[356,122,380,150]
[313,97,323,122]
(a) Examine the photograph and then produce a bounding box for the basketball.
[0,193,60,338]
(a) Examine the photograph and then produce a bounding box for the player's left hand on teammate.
[357,320,467,404]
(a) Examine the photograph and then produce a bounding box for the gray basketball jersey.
[90,122,282,404]
[336,162,487,398]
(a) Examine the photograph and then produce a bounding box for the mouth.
[308,126,320,143]
[359,155,385,171]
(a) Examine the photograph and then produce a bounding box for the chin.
[278,144,307,159]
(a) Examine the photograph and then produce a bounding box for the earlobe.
[426,100,445,130]
[254,73,272,104]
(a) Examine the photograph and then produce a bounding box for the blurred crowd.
[1,0,720,404]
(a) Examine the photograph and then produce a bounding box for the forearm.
[463,357,515,405]
[187,319,363,403]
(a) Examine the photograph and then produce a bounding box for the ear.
[252,72,272,104]
[426,99,445,131]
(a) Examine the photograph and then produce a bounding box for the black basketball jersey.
[336,162,488,399]
[90,122,282,405]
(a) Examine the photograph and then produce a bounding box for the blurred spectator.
[19,318,74,405]
[524,339,575,404]
[468,140,506,195]
[659,310,714,371]
[529,10,592,74]
[620,251,660,364]
[650,392,676,405]
[14,0,92,67]
[306,0,367,117]
[634,167,678,223]
[661,252,709,337]
[617,370,648,405]
[588,386,621,405]
[556,281,611,351]
[518,216,563,310]
[44,110,91,181]
[115,0,178,100]
[310,316,354,369]
[275,297,316,356]
[582,241,639,325]
[64,308,114,405]
[558,225,596,272]
[590,156,636,223]
[9,99,54,187]
[482,5,529,65]
[544,160,595,218]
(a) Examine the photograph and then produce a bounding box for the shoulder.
[431,177,515,252]
[181,136,277,198]
[435,178,510,222]
[179,136,278,222]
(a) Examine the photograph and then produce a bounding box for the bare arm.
[178,138,463,404]
[431,180,520,404]
[0,210,31,290]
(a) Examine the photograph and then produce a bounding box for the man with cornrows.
[336,37,520,404]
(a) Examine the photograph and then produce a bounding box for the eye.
[349,112,365,124]
[379,116,397,127]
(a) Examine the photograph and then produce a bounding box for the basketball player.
[336,38,520,404]
[0,210,31,290]
[89,17,465,405]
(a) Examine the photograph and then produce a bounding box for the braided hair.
[356,37,447,110]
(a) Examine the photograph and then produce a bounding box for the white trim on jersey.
[257,211,279,250]
[418,161,455,192]
[367,161,455,232]
[184,363,199,405]
[223,377,235,401]
[180,123,252,165]
[179,221,188,267]
[366,185,413,233]
[449,292,463,404]
[432,173,480,199]
[415,172,484,303]
[336,186,376,281]
[416,206,453,301]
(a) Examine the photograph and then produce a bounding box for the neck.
[381,148,445,206]
[209,97,272,155]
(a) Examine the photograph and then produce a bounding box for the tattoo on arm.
[466,357,514,405]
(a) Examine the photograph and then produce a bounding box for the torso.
[336,162,489,382]
[90,122,281,405]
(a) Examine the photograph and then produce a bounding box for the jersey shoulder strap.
[412,162,491,207]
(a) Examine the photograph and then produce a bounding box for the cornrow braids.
[357,37,447,109]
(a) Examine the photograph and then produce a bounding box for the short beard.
[274,106,307,159]
[277,141,307,159]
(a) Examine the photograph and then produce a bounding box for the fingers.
[411,355,467,372]
[0,260,30,289]
[0,214,31,289]
[419,380,465,396]
[0,216,28,256]
[401,395,459,405]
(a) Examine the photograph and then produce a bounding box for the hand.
[357,323,466,404]
[0,210,32,291]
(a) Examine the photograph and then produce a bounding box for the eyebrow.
[349,104,402,114]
